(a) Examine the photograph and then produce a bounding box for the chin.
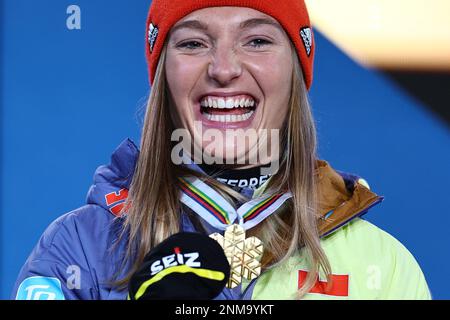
[201,142,258,166]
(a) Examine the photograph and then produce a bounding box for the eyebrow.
[239,18,283,32]
[170,20,208,34]
[170,17,283,34]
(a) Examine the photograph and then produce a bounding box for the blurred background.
[1,0,449,299]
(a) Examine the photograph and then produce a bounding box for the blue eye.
[177,41,204,50]
[248,38,272,48]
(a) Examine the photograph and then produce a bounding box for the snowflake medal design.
[210,224,264,289]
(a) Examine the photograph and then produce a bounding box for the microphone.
[128,232,230,300]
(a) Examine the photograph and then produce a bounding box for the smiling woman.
[12,0,431,300]
[165,8,293,163]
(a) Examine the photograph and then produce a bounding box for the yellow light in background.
[305,0,450,70]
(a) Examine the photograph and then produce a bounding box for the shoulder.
[23,203,123,272]
[35,204,120,255]
[13,204,127,300]
[322,217,420,269]
[321,218,432,299]
[323,218,415,261]
[323,218,399,247]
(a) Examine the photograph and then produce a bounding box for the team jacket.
[12,139,432,300]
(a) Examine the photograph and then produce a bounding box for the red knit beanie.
[145,0,315,90]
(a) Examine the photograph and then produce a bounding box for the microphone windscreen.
[128,232,230,300]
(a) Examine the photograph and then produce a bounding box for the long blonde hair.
[117,41,332,298]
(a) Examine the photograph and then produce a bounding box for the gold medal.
[210,224,263,288]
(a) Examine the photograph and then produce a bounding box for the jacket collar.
[314,160,384,237]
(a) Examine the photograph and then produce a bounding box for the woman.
[13,0,431,300]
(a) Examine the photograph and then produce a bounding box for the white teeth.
[201,96,256,109]
[225,99,234,109]
[243,110,254,120]
[203,110,254,123]
[217,98,226,109]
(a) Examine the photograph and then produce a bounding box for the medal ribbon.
[179,176,292,231]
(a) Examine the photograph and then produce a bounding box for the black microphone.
[128,232,230,300]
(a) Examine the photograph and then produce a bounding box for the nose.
[207,44,242,85]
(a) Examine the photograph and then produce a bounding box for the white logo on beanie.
[148,23,159,53]
[300,27,312,57]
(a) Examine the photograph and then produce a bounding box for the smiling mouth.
[200,95,256,123]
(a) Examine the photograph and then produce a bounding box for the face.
[165,7,294,167]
